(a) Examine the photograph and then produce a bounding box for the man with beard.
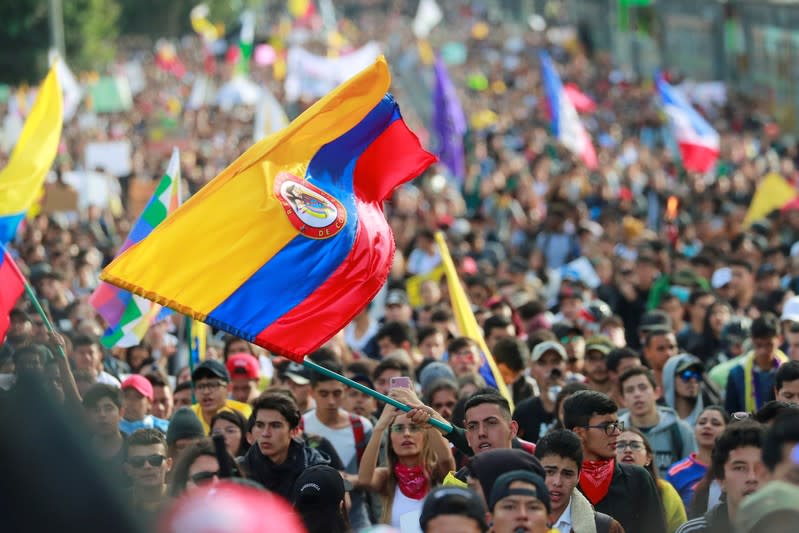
[662,355,721,426]
[583,336,614,396]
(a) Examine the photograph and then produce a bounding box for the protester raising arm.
[357,402,395,492]
[49,331,82,406]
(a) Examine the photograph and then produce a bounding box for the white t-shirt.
[302,409,372,472]
[391,485,423,533]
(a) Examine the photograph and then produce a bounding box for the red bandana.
[580,458,615,505]
[394,463,429,500]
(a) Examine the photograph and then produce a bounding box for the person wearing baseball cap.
[283,362,315,413]
[419,486,488,533]
[487,470,551,533]
[292,464,351,533]
[120,375,169,435]
[226,352,261,404]
[190,359,252,433]
[514,341,568,443]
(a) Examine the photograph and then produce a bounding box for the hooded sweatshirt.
[619,406,697,478]
[662,355,721,427]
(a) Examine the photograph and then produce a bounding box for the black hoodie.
[242,438,330,501]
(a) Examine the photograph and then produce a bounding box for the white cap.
[781,296,799,323]
[711,267,732,289]
[532,341,568,362]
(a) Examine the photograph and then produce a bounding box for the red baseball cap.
[121,374,154,401]
[226,353,260,380]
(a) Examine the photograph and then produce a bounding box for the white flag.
[412,0,442,39]
[253,87,288,142]
[49,49,83,122]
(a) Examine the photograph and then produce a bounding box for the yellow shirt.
[658,478,687,533]
[191,399,253,434]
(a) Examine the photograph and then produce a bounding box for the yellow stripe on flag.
[435,231,513,410]
[101,58,390,318]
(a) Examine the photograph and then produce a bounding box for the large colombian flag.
[101,57,435,360]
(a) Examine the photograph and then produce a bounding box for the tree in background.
[0,0,119,84]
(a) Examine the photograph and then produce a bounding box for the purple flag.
[432,57,467,182]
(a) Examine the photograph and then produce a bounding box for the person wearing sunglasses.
[124,428,172,524]
[564,390,666,533]
[662,354,722,427]
[170,438,240,497]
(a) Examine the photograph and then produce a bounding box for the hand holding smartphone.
[389,376,412,390]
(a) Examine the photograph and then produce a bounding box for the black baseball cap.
[191,360,230,382]
[349,373,375,390]
[488,470,551,513]
[419,487,488,533]
[639,310,672,333]
[292,465,349,508]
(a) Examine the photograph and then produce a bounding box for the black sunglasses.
[190,470,220,485]
[127,454,166,468]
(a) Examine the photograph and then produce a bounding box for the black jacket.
[242,438,330,501]
[579,462,666,533]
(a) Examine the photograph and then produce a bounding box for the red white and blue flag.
[656,76,719,173]
[539,51,597,170]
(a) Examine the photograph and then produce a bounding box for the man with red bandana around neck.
[563,390,666,533]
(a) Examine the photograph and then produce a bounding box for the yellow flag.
[435,232,514,409]
[405,265,445,308]
[0,64,62,243]
[743,173,797,227]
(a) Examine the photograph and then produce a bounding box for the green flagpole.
[302,358,453,434]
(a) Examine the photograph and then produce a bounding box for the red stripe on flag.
[353,118,436,202]
[255,204,393,359]
[0,251,25,343]
[679,142,719,173]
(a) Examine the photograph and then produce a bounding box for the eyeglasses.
[190,470,220,485]
[616,440,644,451]
[583,421,624,436]
[732,411,751,421]
[390,423,423,434]
[127,454,166,468]
[194,381,226,392]
[678,370,702,382]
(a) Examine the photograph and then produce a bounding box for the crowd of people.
[4,1,799,532]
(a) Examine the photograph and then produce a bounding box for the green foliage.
[63,0,120,72]
[0,0,119,84]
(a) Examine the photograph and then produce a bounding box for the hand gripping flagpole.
[21,268,68,360]
[302,358,453,434]
[1,244,67,360]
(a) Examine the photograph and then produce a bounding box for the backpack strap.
[349,413,366,465]
[668,422,684,463]
[594,511,614,533]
